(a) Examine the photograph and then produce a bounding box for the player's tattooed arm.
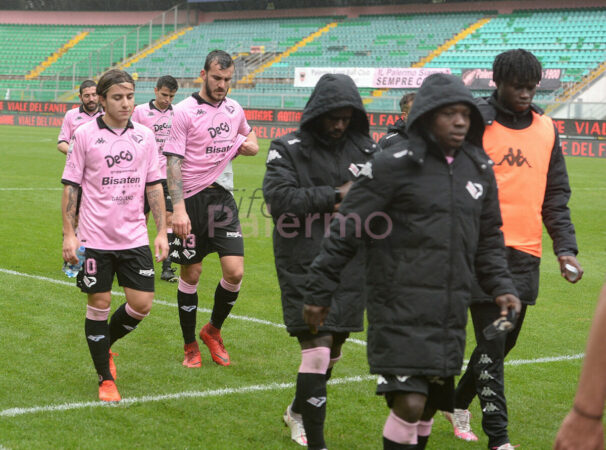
[166,155,184,205]
[146,184,167,233]
[61,184,79,263]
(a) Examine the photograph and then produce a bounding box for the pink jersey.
[163,93,251,198]
[61,117,163,250]
[57,105,103,144]
[131,100,174,177]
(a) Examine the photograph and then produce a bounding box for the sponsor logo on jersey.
[208,121,231,138]
[466,181,484,200]
[206,144,233,154]
[102,176,140,185]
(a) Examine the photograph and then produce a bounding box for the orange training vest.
[483,111,555,257]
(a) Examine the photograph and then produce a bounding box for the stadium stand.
[0,2,605,113]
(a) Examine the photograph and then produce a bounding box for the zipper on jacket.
[445,161,455,374]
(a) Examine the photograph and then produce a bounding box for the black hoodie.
[305,74,516,376]
[262,73,378,334]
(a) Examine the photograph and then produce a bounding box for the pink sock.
[126,303,148,320]
[418,418,433,437]
[298,347,331,374]
[86,305,110,321]
[383,410,418,445]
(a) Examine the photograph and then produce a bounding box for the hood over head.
[406,73,484,147]
[300,73,369,136]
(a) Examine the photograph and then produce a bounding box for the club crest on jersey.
[465,181,484,200]
[348,162,372,177]
[131,133,144,144]
[82,276,97,288]
[358,161,373,179]
[182,249,196,260]
[225,105,235,114]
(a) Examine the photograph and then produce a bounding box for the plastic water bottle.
[63,246,85,278]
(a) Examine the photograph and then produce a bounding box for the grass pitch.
[0,124,605,449]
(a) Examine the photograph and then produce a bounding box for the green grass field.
[0,124,605,449]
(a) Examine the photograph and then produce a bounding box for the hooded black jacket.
[262,73,378,334]
[305,74,516,376]
[378,117,408,150]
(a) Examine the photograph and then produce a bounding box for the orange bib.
[483,112,555,257]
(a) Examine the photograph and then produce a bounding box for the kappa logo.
[182,249,196,260]
[180,305,197,312]
[496,148,532,168]
[172,237,182,246]
[377,375,388,385]
[358,161,373,179]
[480,387,497,397]
[479,370,495,381]
[96,138,106,145]
[139,268,155,277]
[196,109,206,116]
[287,138,301,145]
[428,376,446,386]
[147,111,155,116]
[226,231,242,238]
[87,334,105,342]
[122,324,136,331]
[478,354,493,364]
[266,149,282,163]
[76,116,83,121]
[225,105,235,114]
[306,396,327,408]
[170,250,180,259]
[483,402,500,413]
[466,181,484,200]
[82,276,97,288]
[396,375,410,383]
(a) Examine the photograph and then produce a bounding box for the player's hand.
[238,134,259,156]
[554,408,604,449]
[303,304,330,334]
[62,234,80,264]
[494,293,521,317]
[154,233,169,262]
[171,206,191,240]
[558,255,583,283]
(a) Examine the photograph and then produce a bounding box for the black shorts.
[169,185,244,264]
[376,374,455,413]
[144,180,173,215]
[76,246,155,293]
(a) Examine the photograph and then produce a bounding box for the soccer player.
[132,75,179,283]
[554,281,606,450]
[445,49,583,450]
[378,92,415,149]
[263,73,379,448]
[303,73,521,450]
[57,80,102,155]
[61,69,168,402]
[164,49,258,369]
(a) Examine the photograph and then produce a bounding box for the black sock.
[416,435,429,450]
[178,289,198,344]
[85,318,112,382]
[297,372,327,449]
[210,281,238,329]
[162,258,172,270]
[108,303,142,347]
[383,437,417,450]
[290,395,302,415]
[325,367,334,381]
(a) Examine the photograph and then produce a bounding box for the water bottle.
[63,246,85,278]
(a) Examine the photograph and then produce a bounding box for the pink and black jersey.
[131,100,173,177]
[163,93,250,198]
[57,105,103,145]
[61,116,163,251]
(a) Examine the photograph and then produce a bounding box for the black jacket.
[305,74,516,376]
[378,117,408,150]
[262,73,378,334]
[474,93,578,304]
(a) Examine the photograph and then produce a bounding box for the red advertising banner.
[0,100,78,114]
[553,119,606,138]
[560,138,606,158]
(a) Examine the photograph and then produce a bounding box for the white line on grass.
[0,268,586,419]
[0,352,586,418]
[0,375,376,418]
